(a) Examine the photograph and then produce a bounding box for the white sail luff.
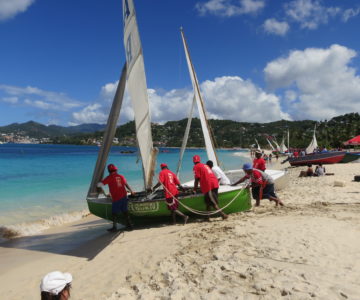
[255,138,261,150]
[280,137,287,153]
[266,138,275,151]
[180,29,218,166]
[305,125,318,154]
[123,0,157,189]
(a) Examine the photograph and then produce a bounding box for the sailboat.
[178,28,287,192]
[287,125,345,166]
[86,0,253,225]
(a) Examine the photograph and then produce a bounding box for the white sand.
[1,162,359,299]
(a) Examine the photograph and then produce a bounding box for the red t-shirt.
[244,169,264,185]
[102,172,127,202]
[253,158,266,171]
[193,163,219,194]
[159,169,180,198]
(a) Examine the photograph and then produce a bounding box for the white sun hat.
[40,271,72,295]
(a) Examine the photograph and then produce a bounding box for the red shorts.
[166,197,179,211]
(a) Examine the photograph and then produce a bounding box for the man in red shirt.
[232,163,284,207]
[193,155,228,220]
[253,150,266,171]
[152,163,189,225]
[97,163,135,232]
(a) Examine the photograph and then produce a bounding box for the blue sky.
[0,0,360,126]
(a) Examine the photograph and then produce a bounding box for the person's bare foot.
[222,214,228,220]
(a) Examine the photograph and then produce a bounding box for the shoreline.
[1,162,359,299]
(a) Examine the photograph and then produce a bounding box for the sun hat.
[40,271,72,295]
[193,155,201,163]
[160,163,168,169]
[107,163,118,172]
[243,163,253,170]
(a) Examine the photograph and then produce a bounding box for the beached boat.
[86,0,257,225]
[287,151,346,166]
[340,152,360,163]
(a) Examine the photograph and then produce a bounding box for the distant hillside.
[0,121,106,138]
[51,112,360,149]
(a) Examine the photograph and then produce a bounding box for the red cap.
[107,164,118,172]
[193,155,201,163]
[160,163,168,169]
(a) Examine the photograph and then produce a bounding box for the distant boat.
[287,151,346,166]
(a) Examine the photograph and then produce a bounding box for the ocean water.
[0,144,249,235]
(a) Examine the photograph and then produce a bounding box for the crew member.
[232,163,284,207]
[193,155,228,220]
[97,163,135,232]
[253,150,266,171]
[152,163,189,225]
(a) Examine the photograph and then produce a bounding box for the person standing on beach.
[253,150,266,171]
[152,163,189,225]
[206,160,231,185]
[97,164,135,232]
[40,271,72,300]
[193,155,228,220]
[231,163,284,207]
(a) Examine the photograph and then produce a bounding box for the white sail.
[176,96,196,177]
[123,0,157,189]
[180,28,219,166]
[287,129,290,153]
[266,138,275,151]
[279,137,288,153]
[255,138,261,150]
[306,125,318,154]
[273,139,281,151]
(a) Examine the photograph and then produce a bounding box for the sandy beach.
[1,161,359,300]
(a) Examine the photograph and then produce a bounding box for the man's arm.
[193,178,199,193]
[125,183,135,196]
[231,176,246,186]
[96,182,109,196]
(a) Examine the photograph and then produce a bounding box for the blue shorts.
[112,197,128,214]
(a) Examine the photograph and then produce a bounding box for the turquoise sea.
[0,144,249,233]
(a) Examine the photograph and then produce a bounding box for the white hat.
[40,271,72,295]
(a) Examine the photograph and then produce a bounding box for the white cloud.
[284,0,343,29]
[71,76,290,125]
[264,44,360,120]
[0,84,83,110]
[0,0,35,21]
[1,96,18,104]
[196,0,265,17]
[342,7,360,22]
[263,18,290,36]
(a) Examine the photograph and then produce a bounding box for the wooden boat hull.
[288,152,346,166]
[340,152,360,163]
[87,187,251,225]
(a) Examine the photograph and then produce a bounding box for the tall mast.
[180,27,219,166]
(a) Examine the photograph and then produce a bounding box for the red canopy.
[343,135,360,146]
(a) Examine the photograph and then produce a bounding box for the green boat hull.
[87,188,251,225]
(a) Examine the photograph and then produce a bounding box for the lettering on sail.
[128,201,159,213]
[126,35,133,64]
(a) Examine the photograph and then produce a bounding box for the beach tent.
[343,135,360,146]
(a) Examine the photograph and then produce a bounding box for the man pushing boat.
[97,163,135,232]
[152,163,189,225]
[193,155,228,220]
[232,163,284,207]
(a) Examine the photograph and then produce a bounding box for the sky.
[0,0,359,126]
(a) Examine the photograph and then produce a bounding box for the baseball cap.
[193,155,201,163]
[243,163,253,170]
[160,163,168,169]
[107,163,118,172]
[40,271,72,295]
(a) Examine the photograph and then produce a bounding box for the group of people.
[299,163,328,177]
[97,150,283,232]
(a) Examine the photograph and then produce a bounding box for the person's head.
[193,155,201,164]
[107,163,118,173]
[160,163,168,170]
[319,163,323,167]
[206,160,213,168]
[255,150,262,158]
[242,163,253,175]
[307,164,312,168]
[40,271,72,300]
